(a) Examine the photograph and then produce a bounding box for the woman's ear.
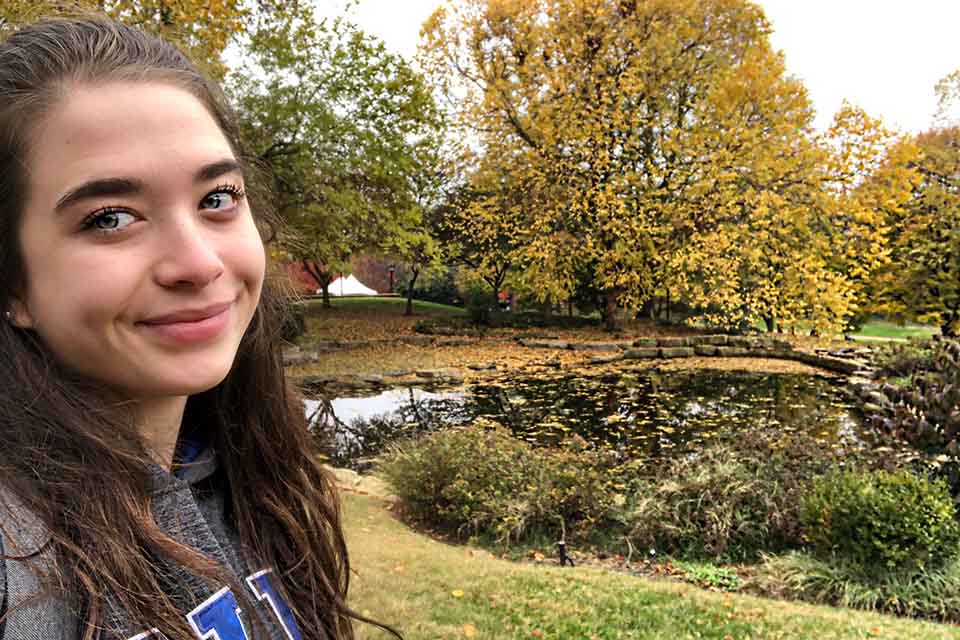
[6,297,34,329]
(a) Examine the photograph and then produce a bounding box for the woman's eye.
[82,210,136,233]
[201,188,243,211]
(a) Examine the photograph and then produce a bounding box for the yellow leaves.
[451,588,466,598]
[425,0,894,331]
[462,623,478,637]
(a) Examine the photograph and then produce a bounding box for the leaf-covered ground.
[343,492,960,640]
[289,297,830,378]
[298,297,841,346]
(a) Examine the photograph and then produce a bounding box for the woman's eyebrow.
[55,177,141,213]
[54,159,243,213]
[195,158,243,183]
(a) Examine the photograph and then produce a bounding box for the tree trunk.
[602,290,620,332]
[321,282,331,308]
[764,315,776,333]
[302,259,333,308]
[942,310,958,338]
[404,268,420,317]
[568,300,574,317]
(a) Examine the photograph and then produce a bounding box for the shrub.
[801,468,960,577]
[673,560,743,591]
[463,288,493,328]
[874,340,935,378]
[279,301,306,342]
[412,265,460,306]
[754,551,960,623]
[870,340,960,492]
[379,423,623,544]
[627,430,843,561]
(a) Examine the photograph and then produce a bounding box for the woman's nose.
[152,217,225,288]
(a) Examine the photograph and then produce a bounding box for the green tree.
[232,3,444,306]
[887,127,960,336]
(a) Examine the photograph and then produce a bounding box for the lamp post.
[387,265,395,294]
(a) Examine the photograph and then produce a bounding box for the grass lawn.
[297,297,465,345]
[302,296,467,316]
[848,319,939,341]
[343,493,960,640]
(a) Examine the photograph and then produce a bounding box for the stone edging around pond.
[518,334,874,378]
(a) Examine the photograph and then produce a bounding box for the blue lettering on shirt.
[246,569,303,640]
[187,586,250,640]
[125,569,300,640]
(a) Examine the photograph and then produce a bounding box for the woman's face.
[11,81,266,399]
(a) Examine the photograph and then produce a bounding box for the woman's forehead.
[26,80,236,202]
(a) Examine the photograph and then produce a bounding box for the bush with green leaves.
[627,430,845,561]
[379,422,623,544]
[801,468,960,578]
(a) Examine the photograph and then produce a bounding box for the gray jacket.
[0,449,306,640]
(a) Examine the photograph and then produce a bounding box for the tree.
[1,0,246,74]
[386,142,450,317]
[818,104,920,329]
[231,3,444,307]
[421,0,836,330]
[885,127,960,336]
[438,147,533,307]
[936,69,960,128]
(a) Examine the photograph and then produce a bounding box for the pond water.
[308,369,866,471]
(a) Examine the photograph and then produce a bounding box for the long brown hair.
[0,16,395,640]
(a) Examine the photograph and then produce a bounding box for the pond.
[308,368,867,471]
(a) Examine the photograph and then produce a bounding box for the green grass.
[343,493,960,639]
[301,296,466,316]
[849,320,939,341]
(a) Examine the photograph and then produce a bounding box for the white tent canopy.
[323,274,378,296]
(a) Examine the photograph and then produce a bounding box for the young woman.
[0,16,394,640]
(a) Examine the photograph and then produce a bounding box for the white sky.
[317,0,960,134]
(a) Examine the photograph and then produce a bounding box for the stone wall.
[517,335,870,376]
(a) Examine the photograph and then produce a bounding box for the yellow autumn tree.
[422,0,857,330]
[1,0,246,75]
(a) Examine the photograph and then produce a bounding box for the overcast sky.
[317,0,959,134]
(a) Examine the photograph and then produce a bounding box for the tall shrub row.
[380,422,960,621]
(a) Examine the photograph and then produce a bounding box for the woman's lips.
[138,303,232,343]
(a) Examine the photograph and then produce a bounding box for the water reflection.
[308,369,865,471]
[308,388,470,470]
